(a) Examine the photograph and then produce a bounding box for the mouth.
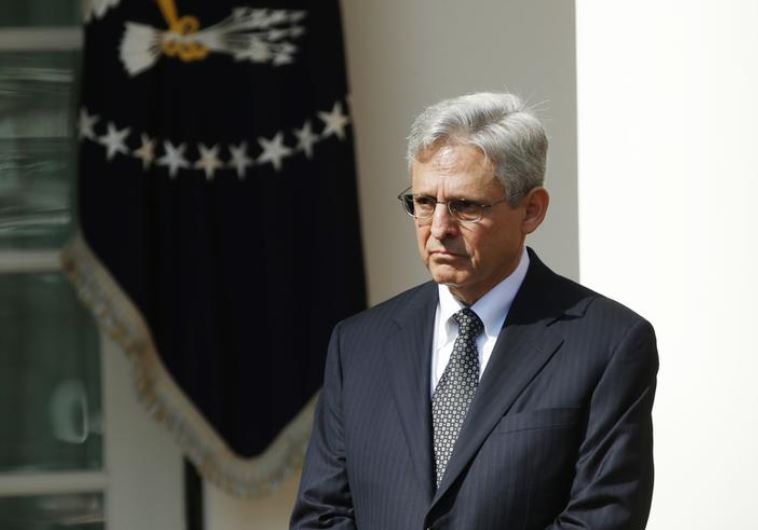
[429,249,466,258]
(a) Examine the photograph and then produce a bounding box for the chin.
[429,266,467,287]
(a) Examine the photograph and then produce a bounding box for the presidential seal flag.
[63,0,366,495]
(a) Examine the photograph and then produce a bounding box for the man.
[291,92,658,530]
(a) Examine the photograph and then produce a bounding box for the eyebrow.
[413,192,486,202]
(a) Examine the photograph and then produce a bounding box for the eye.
[450,199,481,217]
[414,195,437,207]
[413,195,437,216]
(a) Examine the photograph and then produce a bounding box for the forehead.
[415,143,489,171]
[411,143,498,193]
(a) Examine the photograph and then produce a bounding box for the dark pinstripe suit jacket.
[291,250,658,530]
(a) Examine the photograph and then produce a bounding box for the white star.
[293,121,318,159]
[194,143,224,180]
[228,142,253,179]
[157,141,190,178]
[257,132,292,172]
[318,102,350,140]
[78,108,99,141]
[133,134,156,170]
[99,122,131,160]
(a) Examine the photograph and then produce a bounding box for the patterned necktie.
[432,307,484,487]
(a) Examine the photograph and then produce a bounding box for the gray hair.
[407,92,547,205]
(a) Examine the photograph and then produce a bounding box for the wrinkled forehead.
[412,142,493,176]
[410,143,503,197]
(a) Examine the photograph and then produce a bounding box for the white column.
[577,2,758,528]
[103,334,185,530]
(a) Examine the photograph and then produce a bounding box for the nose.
[430,202,458,240]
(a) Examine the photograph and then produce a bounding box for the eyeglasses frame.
[396,186,510,223]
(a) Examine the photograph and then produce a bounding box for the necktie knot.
[452,308,483,339]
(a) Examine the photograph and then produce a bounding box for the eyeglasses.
[397,186,509,223]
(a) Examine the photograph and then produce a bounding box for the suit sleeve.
[545,318,659,530]
[290,322,356,530]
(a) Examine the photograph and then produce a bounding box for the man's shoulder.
[525,250,652,329]
[543,268,655,349]
[337,281,436,332]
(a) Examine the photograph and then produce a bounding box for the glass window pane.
[0,2,80,28]
[0,136,73,249]
[0,492,104,530]
[0,51,78,249]
[0,52,77,138]
[0,272,102,472]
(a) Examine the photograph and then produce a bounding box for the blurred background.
[0,0,756,529]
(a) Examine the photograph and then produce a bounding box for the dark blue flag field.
[64,0,366,495]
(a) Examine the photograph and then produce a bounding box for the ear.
[521,187,549,234]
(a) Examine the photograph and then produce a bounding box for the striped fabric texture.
[291,249,658,530]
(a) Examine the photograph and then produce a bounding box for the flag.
[64,0,366,496]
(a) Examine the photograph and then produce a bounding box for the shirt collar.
[437,246,530,344]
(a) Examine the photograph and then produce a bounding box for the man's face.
[411,143,533,304]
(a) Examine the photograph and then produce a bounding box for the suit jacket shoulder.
[332,281,437,359]
[513,249,655,355]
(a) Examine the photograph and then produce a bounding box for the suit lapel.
[428,250,587,510]
[384,282,438,501]
[430,317,564,505]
